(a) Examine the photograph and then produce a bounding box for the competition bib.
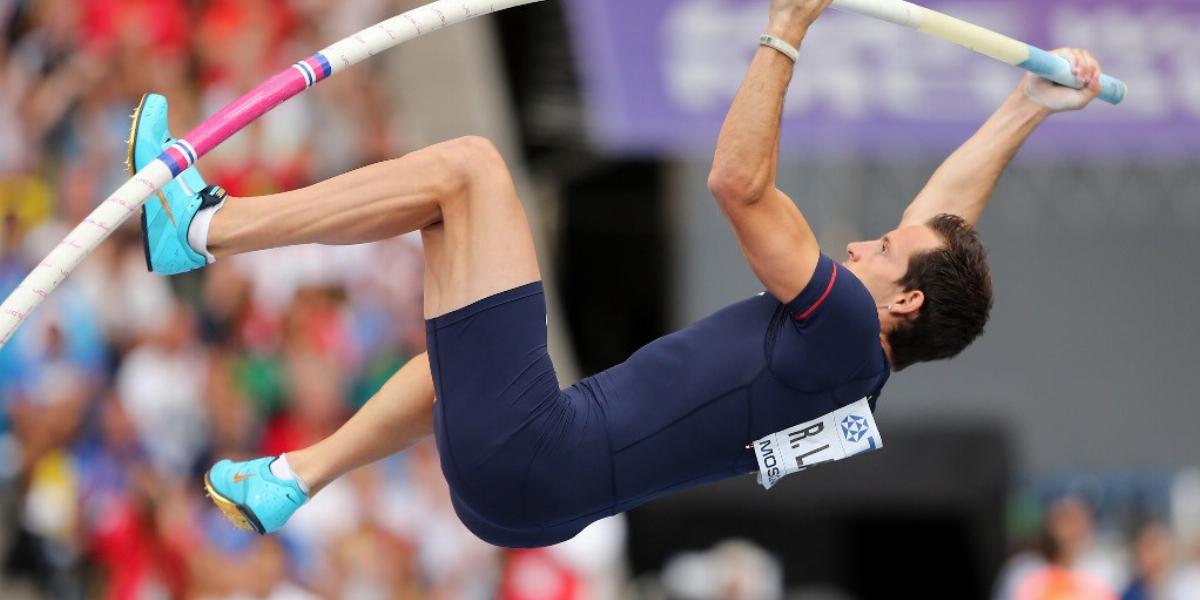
[752,397,881,490]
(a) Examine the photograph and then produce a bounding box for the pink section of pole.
[184,67,310,160]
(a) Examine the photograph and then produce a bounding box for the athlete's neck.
[879,333,895,367]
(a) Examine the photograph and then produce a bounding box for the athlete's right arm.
[707,0,832,303]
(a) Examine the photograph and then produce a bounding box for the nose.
[846,242,860,262]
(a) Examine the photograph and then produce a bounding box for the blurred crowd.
[993,472,1200,600]
[0,1,625,598]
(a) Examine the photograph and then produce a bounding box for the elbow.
[707,168,767,207]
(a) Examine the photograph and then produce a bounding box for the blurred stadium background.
[1,0,1197,598]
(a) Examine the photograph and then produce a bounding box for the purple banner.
[564,0,1200,158]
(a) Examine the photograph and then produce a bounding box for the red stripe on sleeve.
[793,263,838,321]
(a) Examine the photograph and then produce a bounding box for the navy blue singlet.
[425,254,890,547]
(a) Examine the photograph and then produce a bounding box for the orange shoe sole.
[203,472,266,534]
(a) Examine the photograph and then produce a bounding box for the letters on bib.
[752,397,881,490]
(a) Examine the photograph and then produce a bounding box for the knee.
[439,135,507,182]
[390,136,511,209]
[412,136,512,209]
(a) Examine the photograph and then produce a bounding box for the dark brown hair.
[887,214,993,371]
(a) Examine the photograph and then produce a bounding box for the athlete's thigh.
[418,140,540,318]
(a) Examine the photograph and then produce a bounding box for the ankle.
[187,186,227,262]
[281,449,327,494]
[204,196,252,259]
[268,453,311,495]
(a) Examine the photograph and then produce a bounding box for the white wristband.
[758,34,799,63]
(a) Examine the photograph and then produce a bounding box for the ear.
[888,289,925,318]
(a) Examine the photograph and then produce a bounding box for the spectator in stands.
[1121,522,1174,600]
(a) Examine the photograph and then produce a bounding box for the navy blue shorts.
[425,282,615,548]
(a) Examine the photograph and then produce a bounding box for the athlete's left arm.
[898,48,1103,229]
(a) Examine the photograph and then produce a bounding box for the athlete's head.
[843,213,993,371]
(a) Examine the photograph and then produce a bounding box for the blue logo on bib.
[840,414,870,442]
